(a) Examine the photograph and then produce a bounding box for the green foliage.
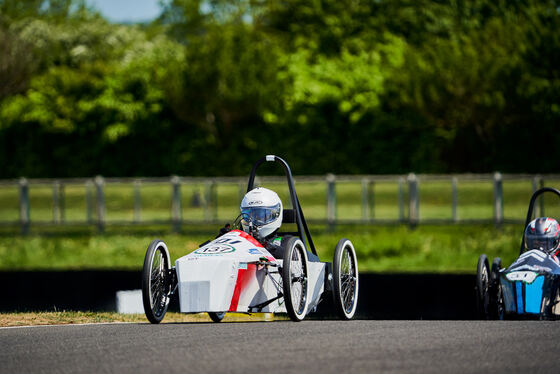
[387,1,560,172]
[0,0,559,177]
[0,15,187,176]
[0,0,86,22]
[281,34,405,123]
[0,26,36,100]
[2,18,183,132]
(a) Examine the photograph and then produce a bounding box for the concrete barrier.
[318,273,477,320]
[0,271,477,319]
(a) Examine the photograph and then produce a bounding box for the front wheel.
[142,239,172,324]
[282,237,309,322]
[332,239,359,320]
[475,254,490,320]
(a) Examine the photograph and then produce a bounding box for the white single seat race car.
[142,155,359,323]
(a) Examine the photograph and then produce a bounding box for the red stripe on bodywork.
[234,230,264,248]
[228,264,256,312]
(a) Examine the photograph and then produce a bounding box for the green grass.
[0,224,524,273]
[0,311,276,327]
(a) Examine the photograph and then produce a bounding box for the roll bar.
[520,187,560,255]
[247,155,317,256]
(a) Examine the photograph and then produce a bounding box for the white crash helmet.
[240,187,283,240]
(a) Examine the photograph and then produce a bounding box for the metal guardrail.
[2,173,560,234]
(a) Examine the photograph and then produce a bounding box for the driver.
[240,187,285,258]
[525,217,560,260]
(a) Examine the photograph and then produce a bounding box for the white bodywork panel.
[175,230,326,314]
[307,261,326,312]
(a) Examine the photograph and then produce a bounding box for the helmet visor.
[526,235,559,252]
[241,203,281,226]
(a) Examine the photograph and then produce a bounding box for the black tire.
[475,254,490,320]
[142,239,172,324]
[489,257,504,320]
[208,312,225,323]
[282,237,309,322]
[332,238,359,320]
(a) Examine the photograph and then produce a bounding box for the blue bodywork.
[501,250,560,318]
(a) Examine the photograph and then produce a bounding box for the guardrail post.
[53,181,60,224]
[95,176,105,233]
[451,177,458,223]
[493,172,503,227]
[171,176,181,232]
[60,182,65,223]
[133,180,142,223]
[369,181,375,221]
[408,173,419,228]
[52,181,65,224]
[326,174,336,230]
[398,177,405,223]
[19,178,30,235]
[86,180,93,224]
[361,178,369,222]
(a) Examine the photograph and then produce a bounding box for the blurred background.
[1,0,559,178]
[1,0,560,277]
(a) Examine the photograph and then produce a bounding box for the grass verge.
[0,224,524,273]
[0,311,277,327]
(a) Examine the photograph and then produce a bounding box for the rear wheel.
[282,237,309,322]
[332,239,359,320]
[489,257,504,320]
[475,254,490,320]
[142,240,172,324]
[208,312,225,323]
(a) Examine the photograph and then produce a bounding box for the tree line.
[1,0,559,178]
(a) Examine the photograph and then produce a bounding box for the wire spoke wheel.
[142,240,172,324]
[282,237,309,322]
[333,239,359,320]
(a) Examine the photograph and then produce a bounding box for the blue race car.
[476,187,560,320]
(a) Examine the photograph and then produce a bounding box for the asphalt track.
[1,320,558,373]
